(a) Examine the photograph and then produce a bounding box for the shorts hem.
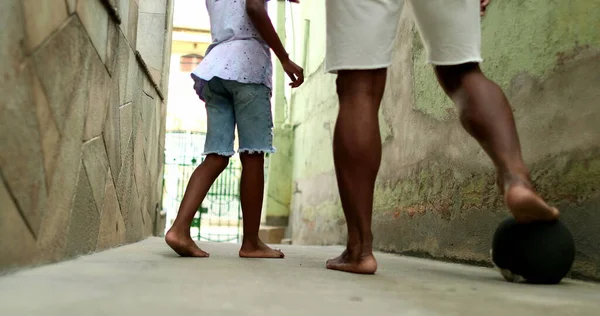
[428,57,483,66]
[325,63,392,74]
[203,150,236,157]
[238,147,276,154]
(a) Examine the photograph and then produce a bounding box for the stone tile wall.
[0,0,172,271]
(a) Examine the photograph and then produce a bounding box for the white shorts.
[325,0,483,73]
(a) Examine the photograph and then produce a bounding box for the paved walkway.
[0,238,598,315]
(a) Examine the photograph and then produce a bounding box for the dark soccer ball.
[490,217,575,284]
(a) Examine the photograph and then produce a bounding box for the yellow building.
[166,0,212,133]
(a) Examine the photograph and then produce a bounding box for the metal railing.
[163,131,242,243]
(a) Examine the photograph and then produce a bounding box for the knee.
[335,69,387,100]
[434,62,481,97]
[335,73,352,97]
[204,154,230,172]
[239,152,264,166]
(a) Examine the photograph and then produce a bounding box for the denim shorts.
[193,76,275,157]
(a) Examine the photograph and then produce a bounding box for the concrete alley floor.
[0,238,598,316]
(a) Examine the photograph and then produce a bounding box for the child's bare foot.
[326,248,378,274]
[239,238,284,258]
[504,179,559,223]
[165,229,210,257]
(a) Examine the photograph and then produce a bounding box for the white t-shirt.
[192,0,273,100]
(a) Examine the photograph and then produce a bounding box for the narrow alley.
[2,1,600,315]
[0,238,597,316]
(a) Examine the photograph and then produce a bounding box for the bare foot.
[505,182,559,223]
[326,249,378,274]
[165,229,210,257]
[239,239,284,258]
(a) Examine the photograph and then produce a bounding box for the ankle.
[242,235,260,246]
[498,169,532,193]
[361,244,373,256]
[361,231,374,253]
[346,232,373,254]
[167,225,190,237]
[346,242,373,257]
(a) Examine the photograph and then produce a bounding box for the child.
[166,0,304,258]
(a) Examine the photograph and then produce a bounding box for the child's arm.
[246,0,304,88]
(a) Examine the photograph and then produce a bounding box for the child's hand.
[481,0,490,16]
[282,59,304,88]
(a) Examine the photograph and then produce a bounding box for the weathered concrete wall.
[263,0,326,230]
[0,0,172,272]
[285,0,600,280]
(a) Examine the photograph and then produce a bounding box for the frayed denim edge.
[238,147,276,154]
[203,150,236,157]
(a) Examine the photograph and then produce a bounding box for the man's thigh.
[325,0,404,74]
[409,0,483,65]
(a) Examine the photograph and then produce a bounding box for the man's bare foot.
[504,182,559,223]
[239,239,285,258]
[326,249,378,274]
[165,229,210,257]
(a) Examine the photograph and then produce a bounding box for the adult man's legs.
[435,63,559,222]
[324,0,402,274]
[325,69,387,274]
[408,0,559,222]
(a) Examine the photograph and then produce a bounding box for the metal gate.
[163,131,242,243]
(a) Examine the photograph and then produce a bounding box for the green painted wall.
[413,0,600,120]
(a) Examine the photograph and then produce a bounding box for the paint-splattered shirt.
[192,0,272,100]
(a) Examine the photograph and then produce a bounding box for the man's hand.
[282,58,304,88]
[481,0,491,16]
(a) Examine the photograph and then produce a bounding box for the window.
[180,54,204,72]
